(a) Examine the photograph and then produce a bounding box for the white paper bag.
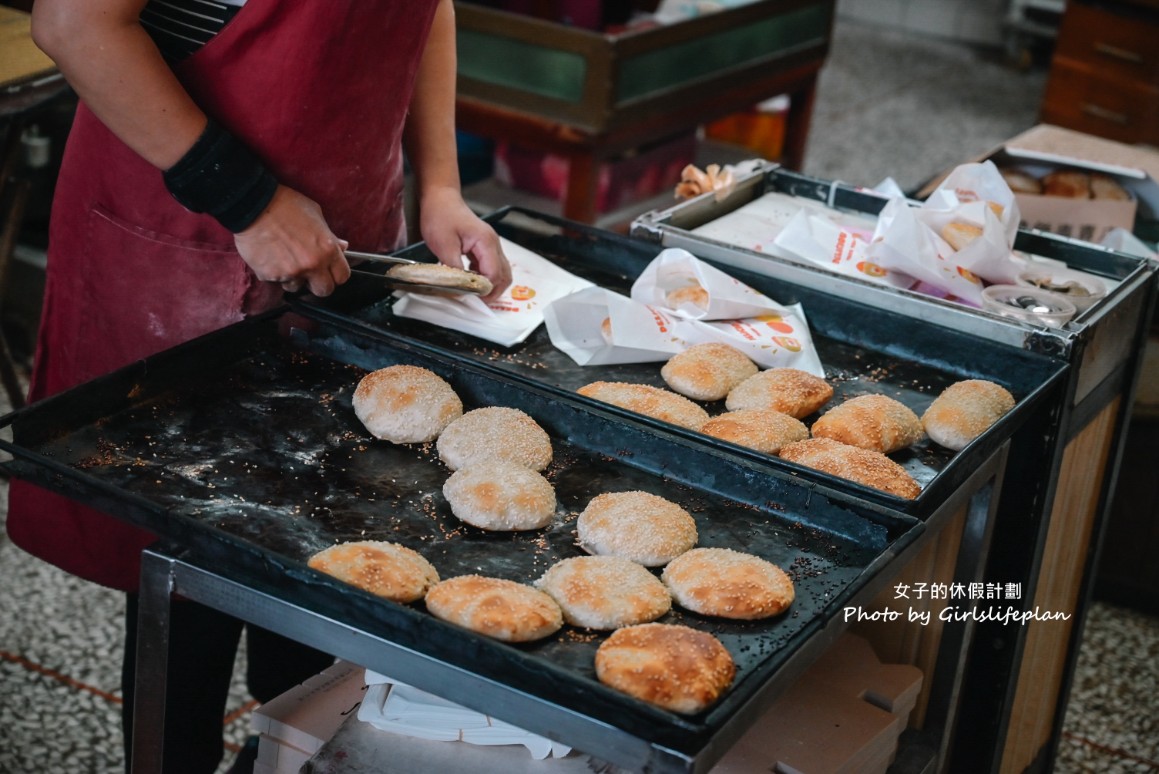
[915,161,1022,284]
[1102,226,1158,260]
[547,251,825,374]
[680,310,825,376]
[543,286,689,366]
[868,198,986,305]
[928,160,1021,244]
[630,248,788,320]
[631,249,824,373]
[690,190,875,259]
[772,208,914,289]
[391,238,593,347]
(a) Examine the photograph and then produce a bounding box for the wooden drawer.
[1053,1,1159,84]
[1040,59,1159,145]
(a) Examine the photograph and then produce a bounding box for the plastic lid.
[1015,267,1107,311]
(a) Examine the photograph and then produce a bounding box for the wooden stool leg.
[563,151,599,225]
[781,75,819,172]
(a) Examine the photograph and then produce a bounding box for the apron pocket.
[68,204,257,378]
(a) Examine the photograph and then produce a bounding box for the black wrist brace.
[162,118,279,233]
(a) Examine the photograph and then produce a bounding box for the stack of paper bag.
[357,670,572,760]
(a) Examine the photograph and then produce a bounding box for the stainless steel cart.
[630,163,1159,771]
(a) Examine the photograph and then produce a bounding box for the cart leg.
[132,549,175,774]
[927,481,1000,763]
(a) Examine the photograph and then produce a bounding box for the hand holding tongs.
[343,249,488,296]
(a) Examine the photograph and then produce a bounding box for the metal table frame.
[130,445,1008,774]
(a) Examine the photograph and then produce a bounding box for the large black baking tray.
[296,206,1069,517]
[0,309,925,772]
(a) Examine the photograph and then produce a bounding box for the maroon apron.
[7,0,440,590]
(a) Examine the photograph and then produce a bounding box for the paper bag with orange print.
[681,311,825,375]
[914,161,1022,284]
[772,208,916,289]
[392,238,592,347]
[630,248,793,320]
[629,249,824,374]
[867,198,989,305]
[543,286,689,366]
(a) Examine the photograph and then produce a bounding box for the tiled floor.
[1058,603,1159,772]
[0,479,254,773]
[2,14,1158,774]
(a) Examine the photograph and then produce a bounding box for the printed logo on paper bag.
[510,285,536,301]
[726,319,802,351]
[774,336,802,352]
[755,314,794,334]
[648,306,672,334]
[728,320,758,341]
[953,186,980,203]
[831,230,865,265]
[856,260,888,278]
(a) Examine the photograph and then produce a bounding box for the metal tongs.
[344,249,488,296]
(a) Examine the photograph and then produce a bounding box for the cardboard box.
[254,733,311,774]
[712,633,923,774]
[920,124,1159,245]
[493,132,697,214]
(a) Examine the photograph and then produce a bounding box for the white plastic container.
[981,285,1077,328]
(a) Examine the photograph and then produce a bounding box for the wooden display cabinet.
[1039,0,1159,145]
[453,0,835,223]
